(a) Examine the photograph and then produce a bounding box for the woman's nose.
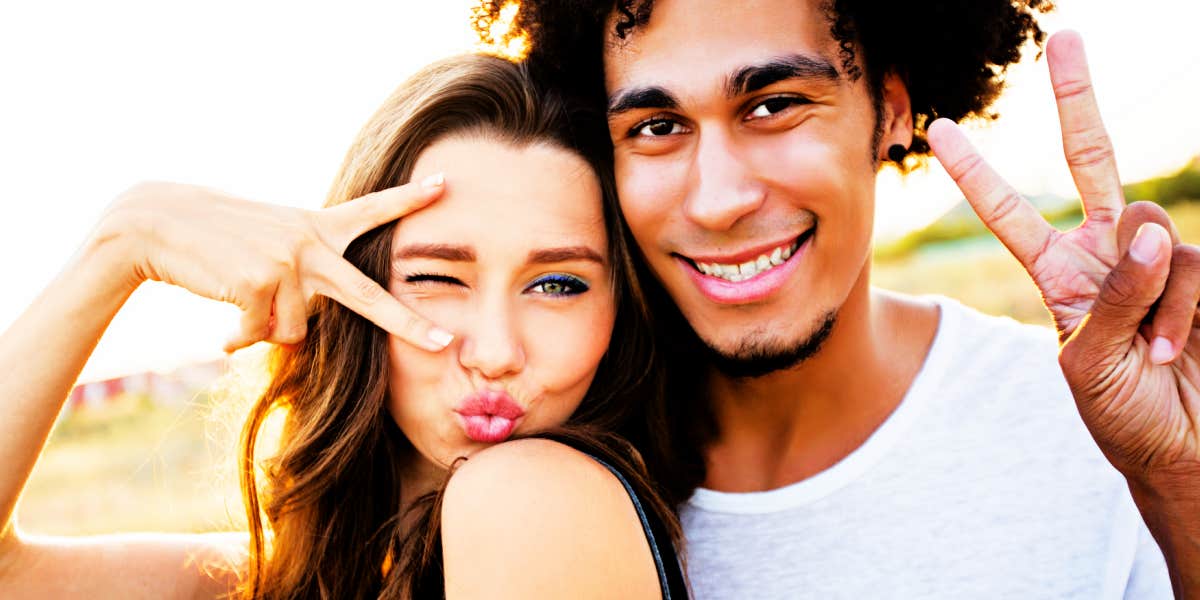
[457,309,525,380]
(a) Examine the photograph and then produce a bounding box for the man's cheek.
[617,162,682,239]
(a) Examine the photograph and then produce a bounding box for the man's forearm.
[1129,466,1200,599]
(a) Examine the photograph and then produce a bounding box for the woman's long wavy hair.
[236,53,679,599]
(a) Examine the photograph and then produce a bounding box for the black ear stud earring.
[887,144,908,163]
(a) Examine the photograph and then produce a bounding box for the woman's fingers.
[267,270,308,345]
[223,280,278,353]
[308,249,454,352]
[928,118,1057,272]
[1047,31,1126,224]
[317,174,446,253]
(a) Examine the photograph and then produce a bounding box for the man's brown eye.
[748,96,807,119]
[649,121,675,135]
[634,119,682,137]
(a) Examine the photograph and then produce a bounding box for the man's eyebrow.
[528,246,606,265]
[393,243,475,262]
[725,54,840,98]
[607,86,680,116]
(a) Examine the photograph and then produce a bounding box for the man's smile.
[673,227,815,305]
[680,228,814,283]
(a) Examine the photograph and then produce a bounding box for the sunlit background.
[2,1,1199,535]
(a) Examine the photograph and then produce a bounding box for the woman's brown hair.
[236,53,679,598]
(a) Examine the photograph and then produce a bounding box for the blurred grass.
[874,200,1200,327]
[17,201,1200,537]
[17,393,244,536]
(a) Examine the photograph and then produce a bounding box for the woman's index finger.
[308,249,453,352]
[316,174,446,254]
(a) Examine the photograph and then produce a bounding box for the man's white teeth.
[696,239,801,282]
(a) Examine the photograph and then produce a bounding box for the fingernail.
[420,173,444,190]
[1130,223,1165,264]
[427,327,454,350]
[1149,336,1175,365]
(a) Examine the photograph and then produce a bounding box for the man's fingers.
[1147,245,1200,364]
[1068,222,1173,362]
[310,250,454,352]
[1117,201,1181,258]
[266,271,308,345]
[316,173,446,253]
[1047,31,1126,223]
[928,118,1057,271]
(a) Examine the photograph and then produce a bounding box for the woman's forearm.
[0,225,141,536]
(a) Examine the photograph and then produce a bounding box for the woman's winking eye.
[404,273,463,286]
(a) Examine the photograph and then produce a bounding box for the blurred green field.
[17,201,1200,538]
[17,393,245,536]
[875,200,1200,327]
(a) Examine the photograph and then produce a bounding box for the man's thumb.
[1067,222,1172,358]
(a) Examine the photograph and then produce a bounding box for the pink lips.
[455,389,525,443]
[682,233,812,305]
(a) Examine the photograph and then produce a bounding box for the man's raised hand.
[927,30,1199,491]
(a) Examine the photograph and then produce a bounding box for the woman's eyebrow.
[527,246,605,265]
[394,243,476,262]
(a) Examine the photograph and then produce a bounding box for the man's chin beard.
[701,311,837,379]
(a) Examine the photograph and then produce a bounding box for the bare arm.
[0,179,448,597]
[0,229,242,597]
[441,439,664,600]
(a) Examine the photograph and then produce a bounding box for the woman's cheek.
[526,294,616,396]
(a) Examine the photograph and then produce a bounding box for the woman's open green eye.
[527,274,589,297]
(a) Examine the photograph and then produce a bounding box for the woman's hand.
[100,177,454,353]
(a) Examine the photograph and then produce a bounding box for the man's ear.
[878,71,914,159]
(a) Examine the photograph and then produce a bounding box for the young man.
[486,0,1200,596]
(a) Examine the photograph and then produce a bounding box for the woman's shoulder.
[448,437,621,493]
[441,437,663,599]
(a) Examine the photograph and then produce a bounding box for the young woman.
[0,54,687,598]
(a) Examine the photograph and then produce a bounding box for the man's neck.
[702,268,940,492]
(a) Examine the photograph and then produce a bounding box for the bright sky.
[2,1,1198,382]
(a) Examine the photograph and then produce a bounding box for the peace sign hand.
[928,29,1199,520]
[104,176,454,353]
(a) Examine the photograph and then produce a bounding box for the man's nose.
[457,304,525,380]
[685,130,767,231]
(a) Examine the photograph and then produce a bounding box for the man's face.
[604,0,901,373]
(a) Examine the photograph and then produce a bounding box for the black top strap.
[584,453,689,599]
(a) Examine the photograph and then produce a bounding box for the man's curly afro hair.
[475,0,1053,171]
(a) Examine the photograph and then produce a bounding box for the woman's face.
[386,135,616,472]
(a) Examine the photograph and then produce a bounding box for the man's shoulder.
[913,296,1108,458]
[927,294,1061,376]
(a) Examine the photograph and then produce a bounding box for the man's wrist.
[1127,463,1200,598]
